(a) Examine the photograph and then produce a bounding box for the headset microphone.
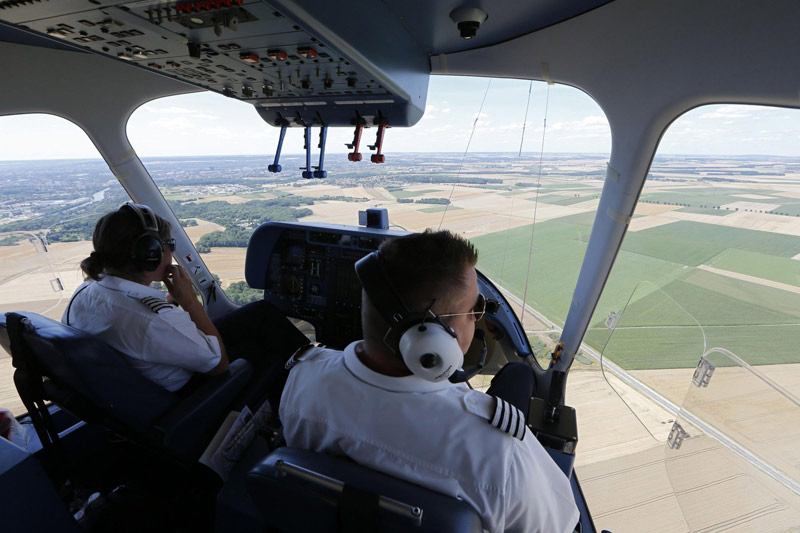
[449,329,487,383]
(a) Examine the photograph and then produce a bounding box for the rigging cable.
[518,81,533,157]
[519,82,550,322]
[438,78,492,229]
[501,81,535,282]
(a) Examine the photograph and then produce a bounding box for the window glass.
[579,104,800,532]
[0,114,127,416]
[128,80,611,365]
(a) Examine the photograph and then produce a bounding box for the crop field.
[706,248,800,286]
[474,182,800,371]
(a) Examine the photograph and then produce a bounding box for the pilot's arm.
[163,264,229,374]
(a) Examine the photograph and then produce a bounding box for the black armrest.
[155,359,253,458]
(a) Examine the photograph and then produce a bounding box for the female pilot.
[63,202,309,408]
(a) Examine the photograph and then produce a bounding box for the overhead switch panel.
[0,0,428,128]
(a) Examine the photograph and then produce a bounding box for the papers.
[199,406,255,481]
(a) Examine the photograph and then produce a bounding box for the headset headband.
[124,202,159,234]
[354,251,410,326]
[355,251,451,353]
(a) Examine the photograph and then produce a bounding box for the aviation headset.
[354,251,486,383]
[123,202,164,272]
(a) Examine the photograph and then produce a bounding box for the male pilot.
[279,229,579,532]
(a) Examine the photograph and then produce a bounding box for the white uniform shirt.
[280,342,580,533]
[62,275,221,391]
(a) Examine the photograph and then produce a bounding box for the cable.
[520,83,550,322]
[518,81,533,157]
[438,78,492,229]
[501,81,535,282]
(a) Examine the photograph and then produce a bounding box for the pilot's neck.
[356,341,412,377]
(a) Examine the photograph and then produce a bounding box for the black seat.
[0,311,253,463]
[247,447,483,532]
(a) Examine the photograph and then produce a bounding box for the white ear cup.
[399,323,464,382]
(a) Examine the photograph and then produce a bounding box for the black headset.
[354,251,486,383]
[124,202,163,272]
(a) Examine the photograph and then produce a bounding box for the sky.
[1,76,799,160]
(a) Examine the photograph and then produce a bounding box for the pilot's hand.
[163,264,199,310]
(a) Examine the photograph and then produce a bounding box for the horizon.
[3,151,800,164]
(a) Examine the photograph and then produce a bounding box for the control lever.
[368,117,388,164]
[268,121,288,173]
[313,125,328,178]
[301,124,313,179]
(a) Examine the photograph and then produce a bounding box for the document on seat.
[199,406,254,481]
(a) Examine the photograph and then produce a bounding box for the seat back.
[1,311,177,436]
[247,447,483,532]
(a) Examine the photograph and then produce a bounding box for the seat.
[246,447,483,532]
[0,311,253,464]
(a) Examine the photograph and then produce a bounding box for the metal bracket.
[28,234,47,253]
[49,278,63,293]
[605,311,619,330]
[667,422,690,450]
[692,357,715,388]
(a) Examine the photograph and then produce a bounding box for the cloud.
[697,105,755,120]
[150,117,196,130]
[143,106,217,120]
[548,115,609,136]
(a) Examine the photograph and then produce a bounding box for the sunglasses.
[439,293,488,321]
[161,238,176,252]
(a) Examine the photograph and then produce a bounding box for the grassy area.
[419,205,462,213]
[584,324,800,369]
[474,213,800,370]
[677,206,730,216]
[473,220,687,327]
[621,221,800,266]
[542,195,596,206]
[387,188,438,199]
[707,248,800,286]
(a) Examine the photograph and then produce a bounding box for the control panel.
[245,221,534,357]
[0,0,427,128]
[246,222,403,349]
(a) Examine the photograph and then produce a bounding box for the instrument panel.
[245,221,533,357]
[246,222,402,349]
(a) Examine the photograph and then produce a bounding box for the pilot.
[280,229,579,532]
[63,202,309,409]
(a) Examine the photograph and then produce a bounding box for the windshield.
[576,104,800,531]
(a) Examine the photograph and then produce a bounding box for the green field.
[640,187,800,216]
[419,205,462,213]
[707,248,800,286]
[387,188,438,199]
[677,206,729,216]
[474,214,800,370]
[542,195,594,206]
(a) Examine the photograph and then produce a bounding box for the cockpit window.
[128,80,611,366]
[0,113,128,416]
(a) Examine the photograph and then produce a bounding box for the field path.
[696,265,800,295]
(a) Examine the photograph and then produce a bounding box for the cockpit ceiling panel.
[0,0,429,128]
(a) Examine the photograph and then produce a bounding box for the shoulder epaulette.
[285,343,324,370]
[489,397,526,441]
[140,296,175,314]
